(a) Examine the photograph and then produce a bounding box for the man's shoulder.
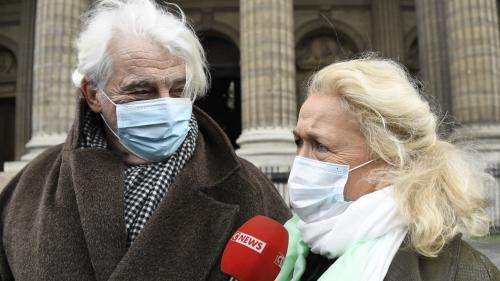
[0,144,64,202]
[230,157,292,223]
[233,157,276,192]
[19,144,64,178]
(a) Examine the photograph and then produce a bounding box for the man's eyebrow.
[119,79,156,93]
[160,76,186,88]
[171,77,186,87]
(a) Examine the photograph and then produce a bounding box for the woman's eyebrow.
[294,127,334,145]
[311,134,330,146]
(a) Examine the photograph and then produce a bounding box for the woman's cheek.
[313,151,331,162]
[320,153,345,165]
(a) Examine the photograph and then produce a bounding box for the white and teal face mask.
[100,92,193,162]
[288,156,375,223]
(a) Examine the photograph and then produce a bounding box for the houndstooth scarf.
[78,108,198,246]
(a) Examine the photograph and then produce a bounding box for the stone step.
[0,171,17,192]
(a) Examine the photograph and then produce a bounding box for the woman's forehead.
[299,95,347,123]
[296,94,360,138]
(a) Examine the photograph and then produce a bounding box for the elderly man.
[0,1,290,280]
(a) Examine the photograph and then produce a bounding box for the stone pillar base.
[451,125,500,164]
[3,133,67,173]
[0,171,17,192]
[3,161,29,173]
[236,127,296,171]
[451,125,500,227]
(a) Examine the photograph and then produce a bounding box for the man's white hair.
[72,0,209,100]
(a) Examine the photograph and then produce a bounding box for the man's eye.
[171,88,184,96]
[131,90,151,96]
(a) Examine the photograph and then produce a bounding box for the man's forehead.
[107,34,184,67]
[105,34,186,89]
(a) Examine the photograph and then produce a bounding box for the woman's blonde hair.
[308,54,492,257]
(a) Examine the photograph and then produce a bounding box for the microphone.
[221,215,289,281]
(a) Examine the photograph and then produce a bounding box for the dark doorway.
[196,31,241,148]
[0,97,15,172]
[0,44,17,172]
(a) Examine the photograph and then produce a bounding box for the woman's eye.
[315,143,329,153]
[294,138,303,147]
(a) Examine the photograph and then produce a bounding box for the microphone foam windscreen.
[221,215,288,281]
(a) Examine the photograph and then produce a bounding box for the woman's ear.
[80,77,102,113]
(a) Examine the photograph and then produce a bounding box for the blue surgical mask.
[100,92,193,162]
[288,156,375,222]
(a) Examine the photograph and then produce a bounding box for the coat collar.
[66,98,241,280]
[384,235,462,281]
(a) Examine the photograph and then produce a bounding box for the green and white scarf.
[276,187,407,281]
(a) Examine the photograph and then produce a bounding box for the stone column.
[20,0,87,163]
[237,0,297,170]
[415,0,452,130]
[371,0,404,61]
[446,0,500,227]
[14,0,36,161]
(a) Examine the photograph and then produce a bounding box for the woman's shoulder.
[451,239,500,281]
[386,236,499,281]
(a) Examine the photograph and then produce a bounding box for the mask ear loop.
[98,91,120,139]
[99,112,119,141]
[349,159,376,172]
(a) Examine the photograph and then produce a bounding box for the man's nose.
[158,87,173,98]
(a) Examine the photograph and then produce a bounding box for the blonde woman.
[276,56,499,281]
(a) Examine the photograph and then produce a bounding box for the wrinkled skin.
[293,93,388,201]
[81,35,187,165]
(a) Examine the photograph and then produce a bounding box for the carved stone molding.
[0,46,16,78]
[296,31,357,70]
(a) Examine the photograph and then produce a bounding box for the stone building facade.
[0,0,499,226]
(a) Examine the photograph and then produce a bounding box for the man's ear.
[80,77,102,113]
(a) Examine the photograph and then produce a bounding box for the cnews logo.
[274,253,285,268]
[231,231,267,254]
